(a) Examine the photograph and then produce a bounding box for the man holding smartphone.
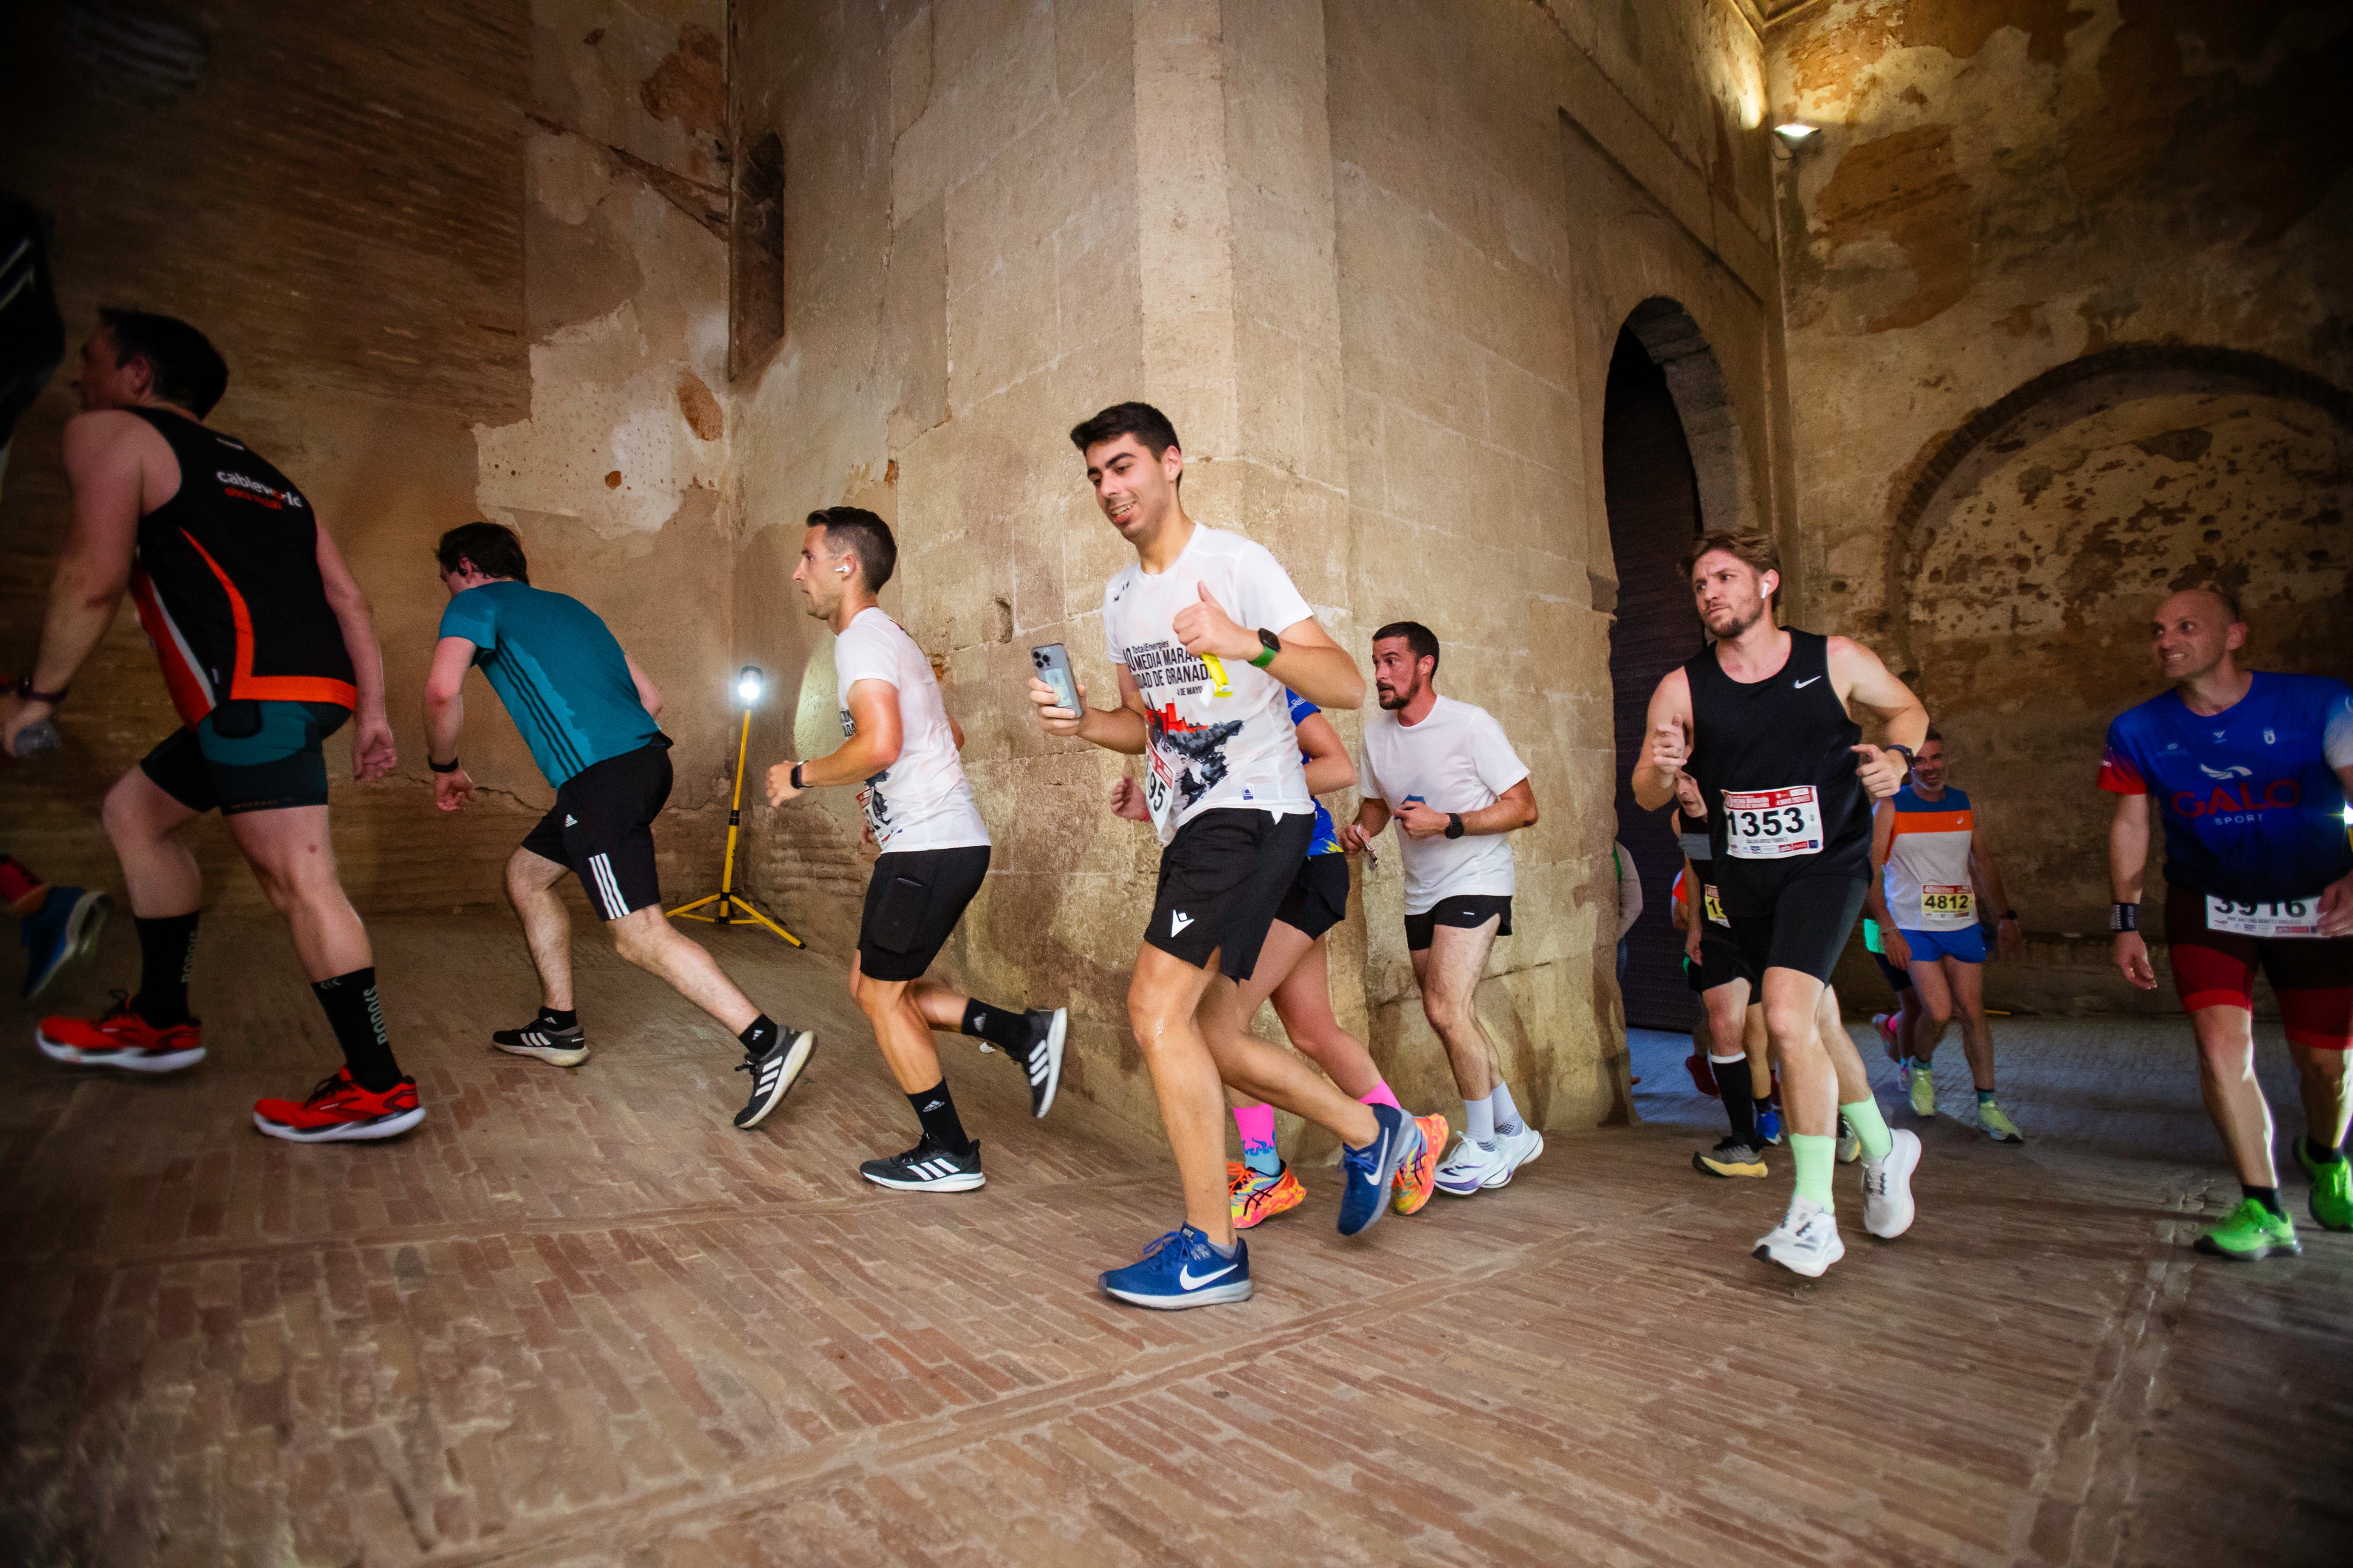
[1032,402,1418,1310]
[769,508,1068,1192]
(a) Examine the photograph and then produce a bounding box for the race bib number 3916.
[2205,895,2323,939]
[1722,786,1824,860]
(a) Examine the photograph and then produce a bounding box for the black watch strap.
[791,762,806,790]
[1445,812,1465,840]
[429,755,461,774]
[13,673,67,706]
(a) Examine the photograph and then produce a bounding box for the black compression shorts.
[1704,875,1867,990]
[520,742,672,921]
[857,846,991,982]
[141,700,349,817]
[1149,809,1313,980]
[1275,852,1351,943]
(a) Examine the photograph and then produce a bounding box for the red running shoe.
[253,1070,425,1143]
[1685,1050,1720,1099]
[36,996,206,1073]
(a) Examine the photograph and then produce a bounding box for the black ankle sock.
[539,1006,578,1030]
[2306,1138,2346,1167]
[2242,1183,2287,1219]
[313,967,402,1091]
[909,1082,972,1155]
[131,912,199,1026]
[739,1015,780,1056]
[959,998,1032,1052]
[1715,1058,1756,1142]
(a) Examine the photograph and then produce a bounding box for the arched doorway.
[1604,320,1707,1030]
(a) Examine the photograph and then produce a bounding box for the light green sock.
[1791,1134,1835,1208]
[1841,1097,1895,1162]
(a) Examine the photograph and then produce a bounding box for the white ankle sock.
[1465,1095,1496,1148]
[1489,1083,1524,1137]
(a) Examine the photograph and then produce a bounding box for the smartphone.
[1029,643,1080,711]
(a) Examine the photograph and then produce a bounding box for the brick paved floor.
[3,917,2347,1566]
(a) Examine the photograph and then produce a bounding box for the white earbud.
[837,564,853,575]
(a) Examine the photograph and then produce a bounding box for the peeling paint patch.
[1814,123,1974,332]
[639,24,724,142]
[677,370,724,441]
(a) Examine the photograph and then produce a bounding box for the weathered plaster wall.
[1767,0,2353,1011]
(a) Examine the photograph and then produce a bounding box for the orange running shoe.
[36,995,205,1073]
[253,1070,425,1143]
[1392,1112,1448,1215]
[1228,1159,1305,1229]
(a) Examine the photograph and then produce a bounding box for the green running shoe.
[2194,1197,2301,1261]
[2295,1142,2352,1232]
[1977,1100,2024,1144]
[1907,1060,1937,1118]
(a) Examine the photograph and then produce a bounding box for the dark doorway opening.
[1604,323,1706,1032]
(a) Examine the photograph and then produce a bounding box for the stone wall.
[1766,0,2353,1013]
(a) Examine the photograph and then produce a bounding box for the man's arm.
[1341,795,1392,854]
[2107,790,2157,989]
[315,527,396,781]
[624,654,662,721]
[1030,662,1149,755]
[1828,637,1928,799]
[0,411,145,751]
[768,679,901,803]
[1396,779,1536,838]
[1615,844,1643,940]
[1296,710,1356,796]
[1629,668,1692,812]
[1169,581,1364,713]
[2320,761,2353,938]
[1970,826,2021,955]
[422,636,477,812]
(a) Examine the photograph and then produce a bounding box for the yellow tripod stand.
[667,668,803,947]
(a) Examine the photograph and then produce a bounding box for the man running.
[1632,530,1926,1277]
[1108,686,1446,1228]
[422,522,812,1131]
[1341,622,1543,1196]
[1866,728,2024,1140]
[5,312,421,1140]
[1674,782,1774,1177]
[1032,401,1417,1309]
[2102,586,2353,1260]
[764,507,1067,1191]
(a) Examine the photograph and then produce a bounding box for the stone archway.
[1884,344,2353,932]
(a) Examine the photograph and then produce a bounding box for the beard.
[1702,600,1765,640]
[1375,679,1417,711]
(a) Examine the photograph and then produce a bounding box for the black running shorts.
[520,741,673,922]
[1404,894,1513,953]
[1705,875,1867,990]
[1871,947,1914,994]
[1149,809,1313,980]
[857,845,991,982]
[1275,852,1351,943]
[141,700,349,817]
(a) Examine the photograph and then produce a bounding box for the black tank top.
[1683,628,1869,913]
[124,406,356,726]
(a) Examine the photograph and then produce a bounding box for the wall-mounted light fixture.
[1774,122,1819,145]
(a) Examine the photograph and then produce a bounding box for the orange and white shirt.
[1883,783,1977,930]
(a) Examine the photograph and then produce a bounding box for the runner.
[421,522,813,1131]
[2101,586,2353,1260]
[4,311,422,1140]
[1863,917,1922,1084]
[764,507,1068,1191]
[1342,622,1544,1196]
[1032,401,1418,1309]
[1674,786,1775,1178]
[3,855,109,999]
[1865,728,2025,1140]
[1108,686,1446,1228]
[1632,529,1927,1276]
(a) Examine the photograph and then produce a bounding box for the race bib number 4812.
[2205,895,2323,939]
[1722,786,1824,860]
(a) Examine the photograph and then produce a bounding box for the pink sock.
[1357,1080,1403,1112]
[1232,1103,1280,1174]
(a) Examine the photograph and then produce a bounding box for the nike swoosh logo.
[1178,1262,1235,1289]
[1793,676,1821,688]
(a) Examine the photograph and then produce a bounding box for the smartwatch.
[1250,628,1280,669]
[1884,744,1915,772]
[1444,812,1465,840]
[791,762,806,790]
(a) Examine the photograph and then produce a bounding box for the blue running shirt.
[2098,671,2353,902]
[436,581,662,787]
[1286,689,1341,857]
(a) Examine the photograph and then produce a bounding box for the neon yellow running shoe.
[1907,1061,1937,1118]
[1977,1099,2024,1144]
[2295,1142,2352,1232]
[2193,1197,2300,1261]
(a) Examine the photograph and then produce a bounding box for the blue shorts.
[1897,923,1987,965]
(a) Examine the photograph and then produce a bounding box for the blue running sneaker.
[1336,1103,1414,1238]
[21,886,111,1000]
[1099,1225,1252,1309]
[1754,1103,1784,1146]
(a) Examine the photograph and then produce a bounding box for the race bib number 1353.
[1722,786,1824,860]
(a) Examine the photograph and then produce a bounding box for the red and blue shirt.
[2098,672,2353,902]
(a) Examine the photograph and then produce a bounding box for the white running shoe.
[1754,1196,1844,1278]
[1861,1126,1922,1239]
[1434,1137,1502,1196]
[1484,1122,1544,1188]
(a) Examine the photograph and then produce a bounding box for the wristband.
[1250,628,1280,669]
[2109,902,2138,933]
[13,673,67,707]
[429,756,460,775]
[791,762,806,790]
[1444,812,1465,840]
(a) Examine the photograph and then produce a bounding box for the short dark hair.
[1680,530,1781,609]
[1923,726,1943,744]
[1070,401,1181,460]
[808,506,897,591]
[435,521,530,584]
[1373,620,1440,675]
[98,308,227,417]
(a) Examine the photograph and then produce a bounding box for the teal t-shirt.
[436,581,661,786]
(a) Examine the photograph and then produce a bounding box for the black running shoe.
[491,1017,588,1067]
[860,1138,985,1192]
[1011,1007,1067,1118]
[733,1025,814,1129]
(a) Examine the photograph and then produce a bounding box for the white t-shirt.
[1102,524,1316,844]
[833,607,989,854]
[1359,695,1530,912]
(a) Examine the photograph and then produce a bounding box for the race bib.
[1722,786,1823,860]
[2205,895,2324,939]
[1144,744,1179,838]
[1702,883,1728,928]
[1919,883,1974,925]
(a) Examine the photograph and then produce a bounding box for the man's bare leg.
[1412,918,1504,1101]
[504,847,575,1012]
[227,806,372,981]
[1945,959,1996,1092]
[100,768,201,919]
[2290,1041,2352,1156]
[607,905,759,1033]
[2191,1004,2278,1188]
